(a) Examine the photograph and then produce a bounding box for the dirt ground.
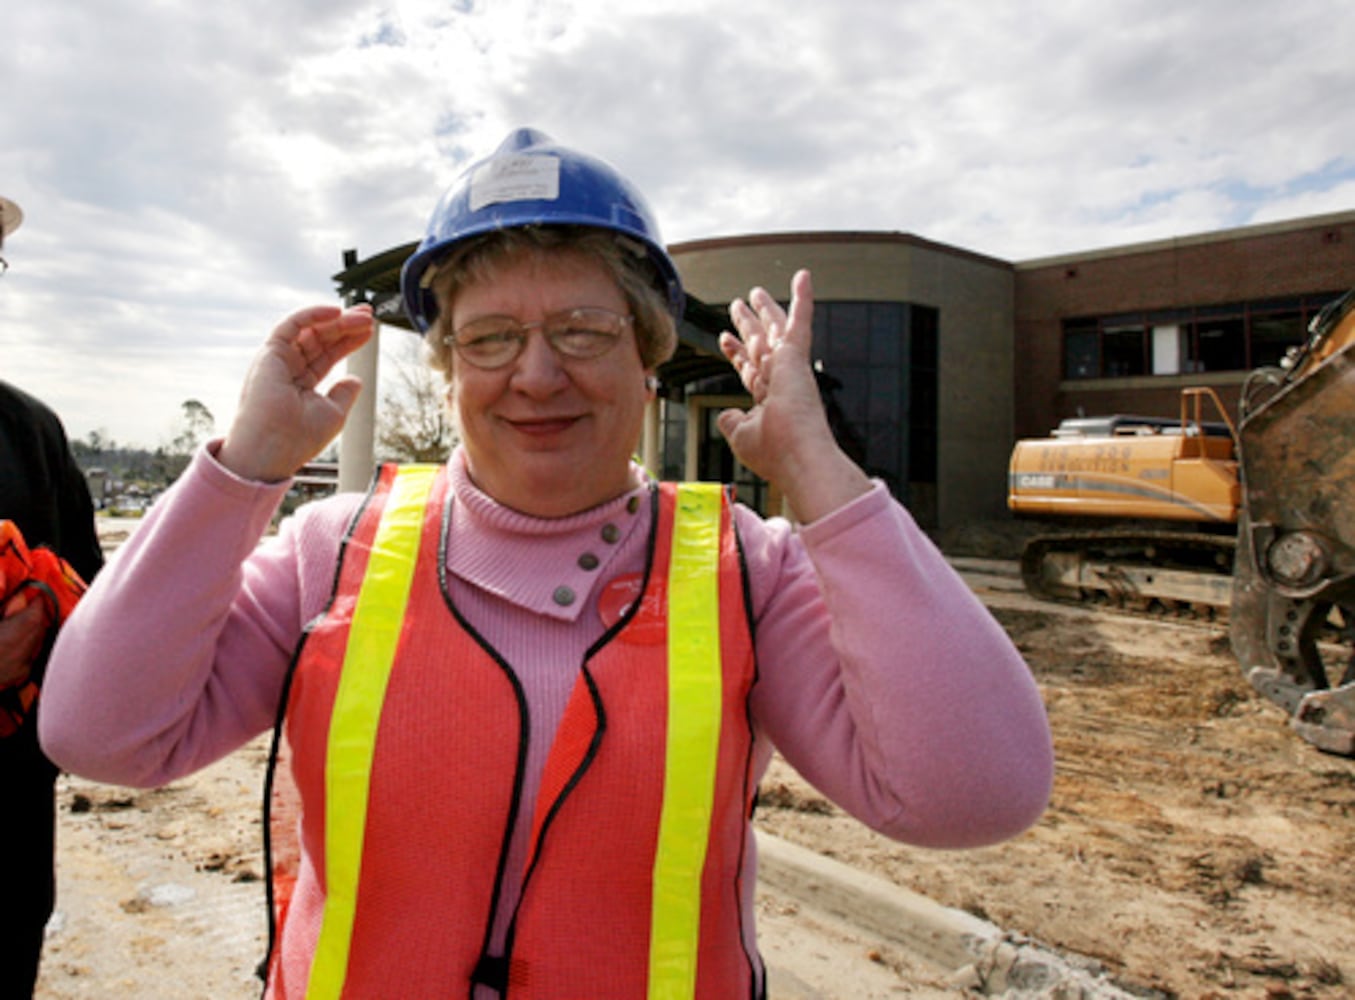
[33,526,1355,999]
[759,575,1355,999]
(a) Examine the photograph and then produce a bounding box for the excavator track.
[1021,529,1355,753]
[1020,530,1237,621]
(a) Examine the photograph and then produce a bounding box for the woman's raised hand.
[718,270,870,522]
[218,304,374,483]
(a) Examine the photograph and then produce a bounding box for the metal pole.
[641,397,661,476]
[338,320,379,492]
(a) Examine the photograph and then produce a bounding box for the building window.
[1249,300,1306,367]
[1064,320,1099,379]
[1188,314,1246,372]
[660,397,687,481]
[1101,317,1148,377]
[908,306,939,486]
[812,300,939,510]
[1151,324,1184,374]
[1062,291,1342,379]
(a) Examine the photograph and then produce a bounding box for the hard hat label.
[470,155,560,212]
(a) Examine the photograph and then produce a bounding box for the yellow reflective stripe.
[649,483,724,1000]
[306,465,439,1000]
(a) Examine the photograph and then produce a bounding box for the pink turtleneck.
[41,441,1052,981]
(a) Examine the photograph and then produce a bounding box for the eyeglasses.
[446,307,633,370]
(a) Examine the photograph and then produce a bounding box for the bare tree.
[376,339,457,464]
[172,399,215,454]
[162,399,216,478]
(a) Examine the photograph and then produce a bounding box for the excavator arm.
[1230,290,1355,755]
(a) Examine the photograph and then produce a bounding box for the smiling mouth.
[506,416,580,436]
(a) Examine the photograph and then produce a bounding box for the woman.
[41,129,1053,999]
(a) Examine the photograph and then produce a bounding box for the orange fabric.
[267,470,758,998]
[0,519,87,737]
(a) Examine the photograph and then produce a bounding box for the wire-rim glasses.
[446,307,633,370]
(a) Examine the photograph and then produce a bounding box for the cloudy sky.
[2,0,1352,450]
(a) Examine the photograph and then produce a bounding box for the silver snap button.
[600,523,620,544]
[553,586,576,607]
[578,552,600,571]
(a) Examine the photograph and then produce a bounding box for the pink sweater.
[41,444,1052,981]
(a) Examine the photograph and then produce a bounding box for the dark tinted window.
[1061,292,1341,378]
[811,300,939,503]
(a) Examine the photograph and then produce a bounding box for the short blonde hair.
[422,226,678,380]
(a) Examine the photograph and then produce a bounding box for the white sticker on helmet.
[469,155,561,212]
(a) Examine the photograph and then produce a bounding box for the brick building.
[1014,210,1355,443]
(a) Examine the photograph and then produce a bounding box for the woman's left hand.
[718,269,871,521]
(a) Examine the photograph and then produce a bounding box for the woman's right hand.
[217,304,374,483]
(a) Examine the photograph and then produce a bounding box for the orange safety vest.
[262,464,761,999]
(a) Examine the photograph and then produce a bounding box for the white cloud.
[1,0,1351,447]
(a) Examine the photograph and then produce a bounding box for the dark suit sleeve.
[0,382,104,585]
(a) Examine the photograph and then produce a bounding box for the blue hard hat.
[400,128,683,331]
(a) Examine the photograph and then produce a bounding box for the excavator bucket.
[1231,291,1355,755]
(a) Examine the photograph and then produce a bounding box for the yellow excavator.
[1008,289,1355,755]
